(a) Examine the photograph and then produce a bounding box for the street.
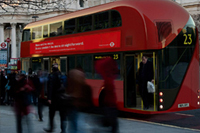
[0,105,199,133]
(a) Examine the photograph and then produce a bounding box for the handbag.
[147,81,155,93]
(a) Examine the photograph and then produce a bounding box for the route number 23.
[183,34,192,45]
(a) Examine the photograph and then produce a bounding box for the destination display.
[94,54,120,60]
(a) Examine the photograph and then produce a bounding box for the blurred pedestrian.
[95,57,119,133]
[14,74,34,133]
[36,69,46,121]
[0,71,7,105]
[27,68,39,105]
[67,68,93,133]
[44,63,67,133]
[3,74,11,105]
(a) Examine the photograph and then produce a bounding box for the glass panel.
[64,19,76,34]
[94,54,121,80]
[77,15,92,32]
[94,11,109,30]
[77,55,92,79]
[111,10,122,27]
[43,25,48,38]
[50,22,62,37]
[61,59,67,74]
[22,29,31,41]
[44,60,49,72]
[68,56,75,71]
[158,16,196,89]
[32,58,42,72]
[32,26,42,40]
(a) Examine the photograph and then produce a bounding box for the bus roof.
[24,0,186,29]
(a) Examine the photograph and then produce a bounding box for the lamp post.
[6,27,12,69]
[32,15,39,22]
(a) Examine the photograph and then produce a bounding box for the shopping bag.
[147,81,155,93]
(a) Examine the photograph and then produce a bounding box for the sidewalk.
[0,105,199,133]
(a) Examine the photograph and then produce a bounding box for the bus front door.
[125,52,157,111]
[124,55,137,108]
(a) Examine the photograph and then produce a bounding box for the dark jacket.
[47,70,62,102]
[138,60,154,84]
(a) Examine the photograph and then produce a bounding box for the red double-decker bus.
[21,0,199,114]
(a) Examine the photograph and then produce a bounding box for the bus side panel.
[21,42,31,58]
[117,7,147,50]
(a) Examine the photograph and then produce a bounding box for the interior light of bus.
[198,96,200,99]
[159,92,163,96]
[159,105,163,109]
[159,99,163,103]
[198,102,200,105]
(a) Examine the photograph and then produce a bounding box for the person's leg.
[68,108,78,133]
[44,105,56,132]
[16,114,22,133]
[143,88,149,109]
[38,98,43,121]
[104,107,119,133]
[59,110,67,133]
[26,113,34,133]
[49,106,56,130]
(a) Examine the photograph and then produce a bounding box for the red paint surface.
[30,31,121,54]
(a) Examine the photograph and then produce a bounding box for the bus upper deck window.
[22,29,31,42]
[64,19,76,35]
[50,22,62,37]
[43,25,48,38]
[111,10,122,27]
[32,26,42,40]
[77,15,92,32]
[94,11,109,30]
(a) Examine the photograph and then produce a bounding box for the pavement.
[0,105,199,133]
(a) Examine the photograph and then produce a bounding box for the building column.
[11,23,17,58]
[0,23,4,43]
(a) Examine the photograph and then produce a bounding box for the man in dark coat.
[44,63,67,133]
[138,55,154,110]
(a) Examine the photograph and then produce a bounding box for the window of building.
[111,10,122,27]
[94,11,109,30]
[22,29,31,42]
[79,0,84,7]
[50,22,62,37]
[64,19,76,34]
[43,25,48,38]
[77,15,92,32]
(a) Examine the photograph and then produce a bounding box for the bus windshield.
[158,16,196,89]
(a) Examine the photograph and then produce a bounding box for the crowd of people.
[0,57,120,133]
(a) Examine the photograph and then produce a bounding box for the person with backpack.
[44,63,68,133]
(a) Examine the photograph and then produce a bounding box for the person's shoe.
[38,118,43,122]
[43,128,53,132]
